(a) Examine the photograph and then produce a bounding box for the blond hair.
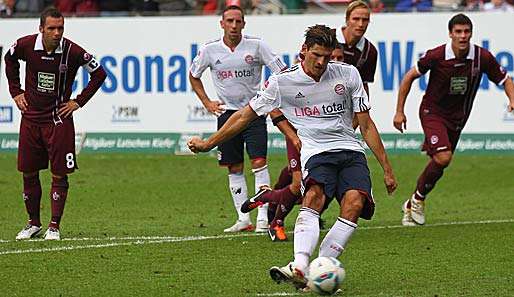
[345,0,371,21]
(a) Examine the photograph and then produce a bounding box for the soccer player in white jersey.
[188,25,397,289]
[189,5,286,233]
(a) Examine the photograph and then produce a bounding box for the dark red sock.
[23,174,42,227]
[415,159,446,198]
[273,166,292,190]
[267,203,277,223]
[271,187,301,227]
[49,176,69,229]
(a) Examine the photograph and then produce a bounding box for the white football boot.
[223,220,254,233]
[410,195,426,225]
[44,227,61,240]
[15,224,42,240]
[269,262,308,289]
[401,199,417,226]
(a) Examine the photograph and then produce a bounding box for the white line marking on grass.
[0,218,512,255]
[0,234,263,255]
[361,218,514,230]
[1,232,264,244]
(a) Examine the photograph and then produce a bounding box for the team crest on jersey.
[83,52,92,61]
[449,76,467,95]
[430,135,439,145]
[59,64,68,73]
[245,55,254,65]
[334,84,345,95]
[37,72,55,92]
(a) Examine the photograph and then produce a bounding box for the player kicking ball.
[188,24,397,289]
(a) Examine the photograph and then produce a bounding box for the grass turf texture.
[0,153,513,296]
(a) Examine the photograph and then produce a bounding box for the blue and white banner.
[1,12,513,133]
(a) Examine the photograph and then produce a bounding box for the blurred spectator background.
[482,0,514,10]
[0,0,513,18]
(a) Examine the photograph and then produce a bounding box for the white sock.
[228,173,249,222]
[319,217,357,258]
[293,207,320,271]
[253,165,271,222]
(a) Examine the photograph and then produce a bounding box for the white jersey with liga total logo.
[249,62,370,169]
[190,35,286,111]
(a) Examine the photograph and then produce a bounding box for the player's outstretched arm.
[393,67,421,133]
[188,105,258,153]
[189,72,225,116]
[503,77,514,112]
[270,109,301,152]
[357,111,397,195]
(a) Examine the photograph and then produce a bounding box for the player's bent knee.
[303,186,325,212]
[433,151,452,167]
[341,191,365,220]
[290,180,302,196]
[250,157,267,169]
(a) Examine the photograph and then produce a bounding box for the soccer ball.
[307,257,346,295]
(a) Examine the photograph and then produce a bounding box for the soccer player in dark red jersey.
[5,8,106,240]
[337,0,377,97]
[393,13,514,226]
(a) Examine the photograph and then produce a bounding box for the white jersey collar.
[34,33,63,54]
[221,35,244,52]
[445,42,475,60]
[299,62,329,82]
[338,27,366,51]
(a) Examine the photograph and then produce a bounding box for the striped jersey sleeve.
[350,66,370,113]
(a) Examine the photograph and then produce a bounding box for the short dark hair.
[40,7,63,27]
[222,5,245,20]
[304,25,338,50]
[448,13,472,32]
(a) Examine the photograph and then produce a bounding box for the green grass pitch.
[0,153,513,296]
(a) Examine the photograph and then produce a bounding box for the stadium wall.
[1,12,513,153]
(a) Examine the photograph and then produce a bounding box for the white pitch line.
[0,232,264,244]
[0,218,512,256]
[0,236,251,255]
[2,218,512,244]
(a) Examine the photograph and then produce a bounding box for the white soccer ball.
[307,257,346,295]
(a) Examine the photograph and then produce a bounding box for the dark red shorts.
[286,138,301,172]
[18,118,77,175]
[420,114,461,156]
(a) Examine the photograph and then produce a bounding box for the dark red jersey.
[337,28,378,84]
[417,43,508,128]
[4,33,106,125]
